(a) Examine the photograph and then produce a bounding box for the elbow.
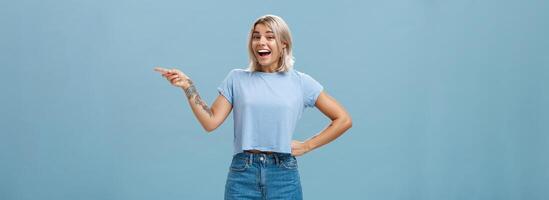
[203,125,216,133]
[202,123,218,133]
[343,116,352,130]
[198,117,219,133]
[204,127,215,133]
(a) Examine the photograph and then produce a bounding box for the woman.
[154,14,352,200]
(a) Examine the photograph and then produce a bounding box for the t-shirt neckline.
[252,69,292,76]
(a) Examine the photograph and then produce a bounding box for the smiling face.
[251,23,286,72]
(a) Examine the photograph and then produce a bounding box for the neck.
[258,62,279,73]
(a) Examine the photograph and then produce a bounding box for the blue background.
[1,0,548,199]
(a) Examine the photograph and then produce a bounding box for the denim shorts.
[224,151,303,200]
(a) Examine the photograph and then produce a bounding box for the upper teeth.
[258,50,270,53]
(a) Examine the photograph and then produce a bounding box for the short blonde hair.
[247,15,294,72]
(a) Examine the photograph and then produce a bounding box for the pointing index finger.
[154,67,169,74]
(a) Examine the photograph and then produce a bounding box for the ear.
[282,41,287,49]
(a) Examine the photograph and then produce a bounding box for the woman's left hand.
[291,140,311,157]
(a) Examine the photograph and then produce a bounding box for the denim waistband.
[234,151,294,165]
[240,151,292,157]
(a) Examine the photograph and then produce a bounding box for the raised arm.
[154,67,232,133]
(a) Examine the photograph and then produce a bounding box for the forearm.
[181,82,215,132]
[304,116,352,152]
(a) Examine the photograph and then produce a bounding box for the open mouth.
[257,49,271,57]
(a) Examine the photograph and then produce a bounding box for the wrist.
[304,141,314,153]
[182,83,197,99]
[180,79,194,90]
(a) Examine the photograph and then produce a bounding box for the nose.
[258,36,267,45]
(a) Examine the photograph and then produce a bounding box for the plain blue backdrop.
[1,0,548,199]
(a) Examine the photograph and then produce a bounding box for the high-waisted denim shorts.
[224,151,303,200]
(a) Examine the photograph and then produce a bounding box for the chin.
[257,60,269,66]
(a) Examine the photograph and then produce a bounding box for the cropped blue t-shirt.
[217,68,323,155]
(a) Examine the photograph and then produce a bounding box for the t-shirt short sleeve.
[217,69,236,104]
[301,72,323,108]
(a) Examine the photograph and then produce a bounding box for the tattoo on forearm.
[183,80,213,117]
[183,79,196,99]
[194,94,213,117]
[184,85,197,99]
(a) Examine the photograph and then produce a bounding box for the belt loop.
[248,153,253,165]
[274,153,280,165]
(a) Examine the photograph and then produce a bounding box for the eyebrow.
[252,31,274,34]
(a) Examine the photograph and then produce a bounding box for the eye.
[252,35,261,40]
[267,36,275,40]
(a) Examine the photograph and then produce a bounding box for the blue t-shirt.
[217,68,323,155]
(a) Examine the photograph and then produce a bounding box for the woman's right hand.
[154,67,192,89]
